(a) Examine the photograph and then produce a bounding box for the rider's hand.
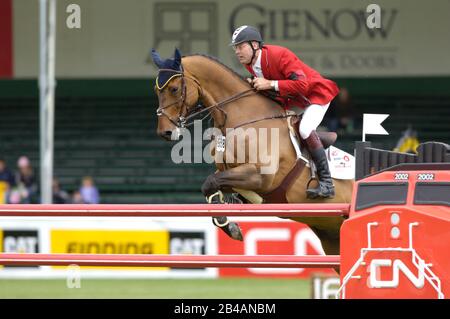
[252,77,272,91]
[246,78,253,85]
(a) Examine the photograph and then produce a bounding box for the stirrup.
[206,191,224,204]
[306,177,316,190]
[306,183,335,199]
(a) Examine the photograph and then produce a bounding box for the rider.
[230,25,339,199]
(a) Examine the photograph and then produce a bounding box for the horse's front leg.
[201,164,265,241]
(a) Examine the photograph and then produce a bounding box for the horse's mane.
[183,53,248,84]
[183,54,283,107]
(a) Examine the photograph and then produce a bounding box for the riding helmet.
[230,25,263,47]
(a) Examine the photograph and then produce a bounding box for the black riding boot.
[305,131,335,199]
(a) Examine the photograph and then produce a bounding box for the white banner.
[0,217,217,278]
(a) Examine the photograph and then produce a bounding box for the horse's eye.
[169,87,179,95]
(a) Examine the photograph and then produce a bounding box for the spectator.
[72,190,85,204]
[13,156,38,204]
[79,176,100,204]
[325,87,357,134]
[53,178,70,204]
[0,159,16,203]
[394,127,420,154]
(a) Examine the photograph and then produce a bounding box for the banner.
[0,217,217,278]
[12,0,450,78]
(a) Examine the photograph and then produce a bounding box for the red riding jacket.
[244,45,339,109]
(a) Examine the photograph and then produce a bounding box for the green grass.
[0,278,311,299]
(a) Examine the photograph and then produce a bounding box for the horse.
[151,48,353,258]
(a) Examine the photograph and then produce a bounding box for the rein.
[155,68,296,132]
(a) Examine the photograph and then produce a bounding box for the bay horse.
[151,48,353,258]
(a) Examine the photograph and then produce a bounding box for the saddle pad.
[327,145,355,180]
[288,132,354,180]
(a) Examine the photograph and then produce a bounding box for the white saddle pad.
[289,132,354,180]
[326,145,355,180]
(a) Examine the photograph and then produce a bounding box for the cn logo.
[245,228,324,274]
[369,259,425,289]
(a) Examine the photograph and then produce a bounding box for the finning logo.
[151,2,218,56]
[369,259,425,289]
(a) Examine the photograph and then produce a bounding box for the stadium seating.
[0,79,448,203]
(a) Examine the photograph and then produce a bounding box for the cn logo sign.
[369,259,425,289]
[245,228,324,274]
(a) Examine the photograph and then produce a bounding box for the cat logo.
[1,230,39,268]
[169,231,206,270]
[1,230,39,253]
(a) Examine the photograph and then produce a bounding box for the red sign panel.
[218,221,336,278]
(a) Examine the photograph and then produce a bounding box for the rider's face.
[233,42,257,65]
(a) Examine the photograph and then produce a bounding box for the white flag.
[362,113,389,142]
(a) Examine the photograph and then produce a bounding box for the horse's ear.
[173,48,182,70]
[151,48,165,69]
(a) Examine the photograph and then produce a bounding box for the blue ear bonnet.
[151,48,183,90]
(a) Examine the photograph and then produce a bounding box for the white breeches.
[299,102,330,139]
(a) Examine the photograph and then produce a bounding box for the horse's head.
[151,48,201,141]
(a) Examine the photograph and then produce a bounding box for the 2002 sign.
[394,173,409,180]
[417,173,434,181]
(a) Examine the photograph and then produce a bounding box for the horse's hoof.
[228,222,244,241]
[220,222,243,241]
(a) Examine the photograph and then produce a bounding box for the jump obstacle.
[0,203,350,217]
[0,142,448,299]
[0,253,340,268]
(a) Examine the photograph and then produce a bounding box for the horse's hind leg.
[309,226,341,274]
[201,164,266,241]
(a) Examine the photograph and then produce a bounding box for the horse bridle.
[155,66,259,129]
[155,67,297,131]
[155,67,197,128]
